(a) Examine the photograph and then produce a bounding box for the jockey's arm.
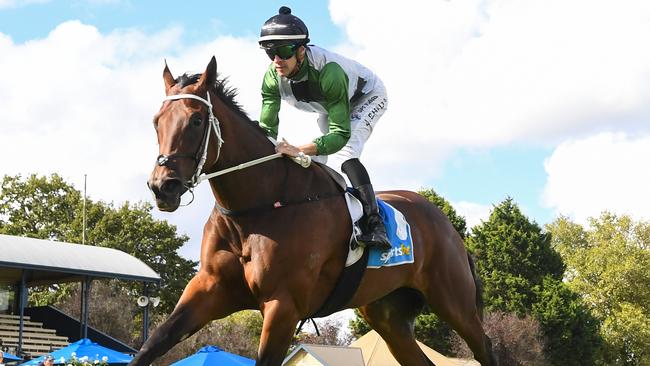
[259,65,281,139]
[312,62,351,156]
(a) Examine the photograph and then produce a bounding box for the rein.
[159,92,311,188]
[157,91,320,213]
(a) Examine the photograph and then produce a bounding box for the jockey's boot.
[355,183,392,250]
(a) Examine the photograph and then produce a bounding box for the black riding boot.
[341,158,391,250]
[355,184,392,250]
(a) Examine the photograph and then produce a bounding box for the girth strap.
[214,190,344,217]
[296,244,370,332]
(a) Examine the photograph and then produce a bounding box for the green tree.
[418,188,467,238]
[547,213,650,365]
[468,198,600,365]
[87,201,196,313]
[349,308,371,339]
[532,276,602,365]
[153,310,263,365]
[467,198,564,314]
[0,174,82,241]
[0,174,197,315]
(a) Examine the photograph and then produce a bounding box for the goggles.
[264,44,299,60]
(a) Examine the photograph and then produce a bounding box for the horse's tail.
[467,252,484,320]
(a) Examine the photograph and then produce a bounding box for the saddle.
[305,163,414,319]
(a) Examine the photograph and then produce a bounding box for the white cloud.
[329,0,650,152]
[0,21,272,258]
[453,201,492,229]
[3,0,650,259]
[0,21,180,202]
[542,132,650,224]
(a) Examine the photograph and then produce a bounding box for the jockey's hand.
[276,138,301,157]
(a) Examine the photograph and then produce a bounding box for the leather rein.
[153,91,338,215]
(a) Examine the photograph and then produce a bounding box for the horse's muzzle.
[147,177,185,212]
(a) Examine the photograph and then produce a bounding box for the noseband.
[157,92,224,188]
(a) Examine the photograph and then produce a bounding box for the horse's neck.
[205,94,339,215]
[206,94,287,211]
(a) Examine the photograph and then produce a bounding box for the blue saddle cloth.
[367,199,415,268]
[305,196,415,319]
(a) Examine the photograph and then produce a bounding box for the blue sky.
[0,1,341,46]
[1,0,649,261]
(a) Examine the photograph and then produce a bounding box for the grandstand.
[0,234,160,360]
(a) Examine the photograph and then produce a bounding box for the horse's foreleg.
[129,272,244,366]
[256,298,300,366]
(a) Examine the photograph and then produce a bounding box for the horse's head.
[148,57,219,212]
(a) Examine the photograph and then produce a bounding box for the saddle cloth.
[306,163,415,319]
[345,192,415,268]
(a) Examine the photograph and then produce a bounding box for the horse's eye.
[190,113,202,127]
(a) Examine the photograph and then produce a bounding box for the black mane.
[176,73,252,124]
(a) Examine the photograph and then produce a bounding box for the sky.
[1,0,649,264]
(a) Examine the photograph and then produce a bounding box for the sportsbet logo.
[380,243,412,262]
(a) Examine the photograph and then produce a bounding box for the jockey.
[258,6,391,250]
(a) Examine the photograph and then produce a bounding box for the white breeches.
[313,80,388,174]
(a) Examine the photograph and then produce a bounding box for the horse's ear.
[163,60,176,95]
[198,56,217,90]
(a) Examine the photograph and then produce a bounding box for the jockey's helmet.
[259,6,309,50]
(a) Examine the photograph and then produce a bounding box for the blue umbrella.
[171,345,255,366]
[19,338,133,365]
[2,352,23,362]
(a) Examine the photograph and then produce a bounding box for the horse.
[135,56,496,366]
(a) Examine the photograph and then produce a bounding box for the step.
[0,324,57,334]
[0,318,43,327]
[0,335,69,344]
[0,330,69,342]
[0,314,31,321]
[1,337,70,347]
[13,343,68,356]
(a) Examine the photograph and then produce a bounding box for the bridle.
[152,89,320,213]
[156,92,224,189]
[155,91,311,189]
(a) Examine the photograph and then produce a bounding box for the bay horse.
[136,56,496,366]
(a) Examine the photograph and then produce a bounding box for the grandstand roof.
[0,234,160,286]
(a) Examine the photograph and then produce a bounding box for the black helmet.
[259,6,309,49]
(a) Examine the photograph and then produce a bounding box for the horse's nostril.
[160,179,182,195]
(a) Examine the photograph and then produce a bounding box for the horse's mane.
[176,73,267,136]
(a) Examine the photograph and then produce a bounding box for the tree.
[0,174,197,324]
[467,198,564,314]
[87,201,196,314]
[547,213,650,365]
[532,276,602,365]
[0,174,82,241]
[467,198,601,365]
[57,280,140,345]
[451,311,550,366]
[295,318,353,346]
[349,308,371,339]
[152,310,263,365]
[418,188,467,238]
